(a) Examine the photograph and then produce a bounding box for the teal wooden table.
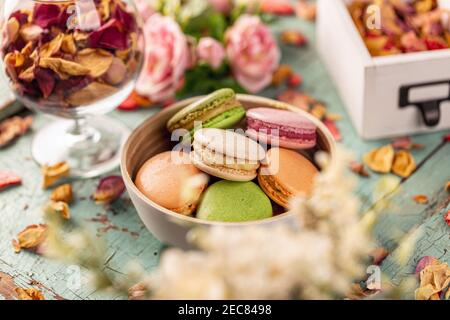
[1,16,449,300]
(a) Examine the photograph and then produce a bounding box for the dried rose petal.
[310,104,327,120]
[42,162,70,189]
[39,58,91,80]
[445,181,450,194]
[39,33,64,58]
[287,73,302,88]
[118,91,152,111]
[443,133,450,142]
[50,183,73,204]
[66,82,118,106]
[349,161,370,178]
[15,288,45,300]
[391,137,424,150]
[33,4,64,29]
[10,10,30,26]
[4,51,25,68]
[5,18,20,47]
[128,283,148,300]
[113,2,136,32]
[444,210,450,226]
[281,30,308,47]
[392,150,416,178]
[272,64,293,87]
[35,67,56,98]
[75,48,113,78]
[20,24,44,43]
[104,57,127,85]
[415,256,440,274]
[93,176,125,204]
[87,19,128,50]
[278,90,311,111]
[296,0,316,21]
[323,119,342,142]
[363,145,394,173]
[0,171,22,190]
[413,194,429,204]
[61,34,77,55]
[370,247,389,265]
[0,116,33,148]
[44,201,71,220]
[54,76,93,96]
[13,224,48,253]
[261,0,295,15]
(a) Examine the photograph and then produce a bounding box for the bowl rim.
[120,94,336,227]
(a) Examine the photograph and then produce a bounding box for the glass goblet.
[1,0,144,178]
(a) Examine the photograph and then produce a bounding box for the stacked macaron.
[135,88,322,223]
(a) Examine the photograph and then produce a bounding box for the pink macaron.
[246,108,317,149]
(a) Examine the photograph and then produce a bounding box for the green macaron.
[197,180,273,222]
[167,89,245,137]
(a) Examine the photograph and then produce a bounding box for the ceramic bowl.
[121,94,336,248]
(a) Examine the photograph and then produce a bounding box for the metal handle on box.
[399,80,450,128]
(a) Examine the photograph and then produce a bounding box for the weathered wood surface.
[0,16,449,300]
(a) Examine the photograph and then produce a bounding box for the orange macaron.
[258,148,318,208]
[135,151,208,215]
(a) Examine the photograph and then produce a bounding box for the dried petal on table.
[392,150,416,178]
[310,103,327,120]
[15,288,45,300]
[66,82,118,106]
[296,0,317,21]
[445,181,450,194]
[349,161,370,178]
[370,247,389,265]
[416,256,441,275]
[93,175,125,204]
[42,162,70,189]
[277,90,311,111]
[325,113,342,122]
[444,210,450,227]
[12,224,48,253]
[0,171,22,190]
[413,194,429,205]
[44,201,71,220]
[415,261,450,300]
[287,73,302,88]
[0,116,33,148]
[281,31,308,47]
[272,64,292,87]
[50,183,73,204]
[444,133,450,142]
[391,137,424,150]
[118,91,152,111]
[363,145,394,173]
[128,283,148,300]
[260,0,295,15]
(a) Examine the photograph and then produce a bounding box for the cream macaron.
[191,128,266,181]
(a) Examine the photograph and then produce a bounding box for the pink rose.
[225,15,280,93]
[134,0,155,22]
[136,14,189,103]
[196,37,226,70]
[209,0,232,13]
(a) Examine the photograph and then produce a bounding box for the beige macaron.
[191,128,266,181]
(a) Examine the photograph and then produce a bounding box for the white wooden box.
[317,0,450,140]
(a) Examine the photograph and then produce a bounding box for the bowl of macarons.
[121,88,336,248]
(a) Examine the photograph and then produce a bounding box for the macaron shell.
[260,148,318,204]
[194,128,266,162]
[135,151,207,215]
[246,107,316,130]
[258,174,289,208]
[167,88,239,131]
[203,107,246,130]
[246,129,317,150]
[191,151,257,182]
[197,180,273,222]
